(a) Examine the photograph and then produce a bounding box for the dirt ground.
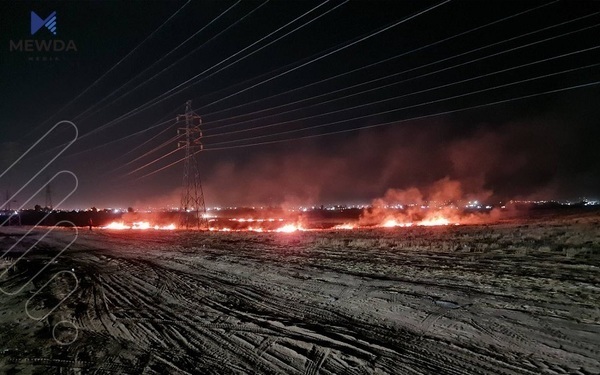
[1,212,599,374]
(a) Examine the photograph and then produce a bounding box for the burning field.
[0,209,599,374]
[3,0,600,373]
[96,177,507,233]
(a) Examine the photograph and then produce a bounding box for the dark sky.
[1,0,599,209]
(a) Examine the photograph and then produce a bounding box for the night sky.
[1,0,599,210]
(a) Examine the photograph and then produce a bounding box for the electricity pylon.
[4,190,20,226]
[177,100,207,230]
[45,176,53,210]
[4,189,10,211]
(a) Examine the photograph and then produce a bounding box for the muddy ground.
[0,212,599,374]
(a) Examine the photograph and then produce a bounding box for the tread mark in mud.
[305,345,330,375]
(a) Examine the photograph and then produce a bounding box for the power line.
[35,0,554,161]
[23,0,191,140]
[75,0,248,122]
[122,58,599,177]
[116,41,599,178]
[196,0,562,123]
[18,0,365,167]
[202,43,600,141]
[47,9,598,165]
[195,0,451,112]
[111,116,178,164]
[77,9,595,178]
[114,133,183,173]
[132,79,600,180]
[21,1,564,169]
[204,81,600,152]
[78,1,334,141]
[126,146,184,176]
[81,0,450,144]
[59,117,176,161]
[204,63,600,147]
[202,11,599,133]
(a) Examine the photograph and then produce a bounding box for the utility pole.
[4,190,20,226]
[45,176,53,210]
[4,190,10,211]
[177,100,208,230]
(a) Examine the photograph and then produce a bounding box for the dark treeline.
[0,209,122,227]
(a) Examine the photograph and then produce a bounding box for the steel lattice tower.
[45,176,53,210]
[177,100,207,229]
[4,190,10,211]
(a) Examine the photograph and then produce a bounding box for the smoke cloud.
[196,112,597,207]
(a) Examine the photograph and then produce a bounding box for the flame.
[132,221,151,229]
[275,224,304,233]
[382,219,398,227]
[208,222,301,232]
[156,223,176,230]
[104,221,129,230]
[333,223,355,230]
[229,217,284,222]
[102,221,176,230]
[379,215,457,228]
[101,213,457,232]
[418,217,451,226]
[381,219,412,228]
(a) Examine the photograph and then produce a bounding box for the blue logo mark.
[31,11,57,35]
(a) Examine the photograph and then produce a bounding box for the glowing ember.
[230,218,284,222]
[102,221,176,230]
[381,219,412,228]
[156,224,177,230]
[333,223,355,230]
[101,213,457,232]
[104,221,129,230]
[418,217,451,226]
[379,216,457,228]
[275,224,303,233]
[132,221,151,229]
[382,219,399,228]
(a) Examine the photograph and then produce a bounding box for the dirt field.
[1,212,599,374]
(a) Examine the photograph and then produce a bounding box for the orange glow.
[104,221,129,230]
[102,221,176,230]
[275,224,303,233]
[333,223,355,230]
[378,215,457,228]
[156,224,177,230]
[208,222,302,232]
[382,219,398,227]
[418,217,451,226]
[229,217,284,222]
[102,214,458,232]
[132,221,151,229]
[381,219,412,228]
